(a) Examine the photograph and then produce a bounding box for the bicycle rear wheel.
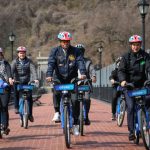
[140,109,150,150]
[117,99,126,127]
[23,100,28,129]
[79,101,84,136]
[64,105,71,148]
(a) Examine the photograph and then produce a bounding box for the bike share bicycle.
[53,79,74,148]
[76,79,92,136]
[17,81,37,129]
[112,81,126,127]
[127,81,150,150]
[0,78,10,138]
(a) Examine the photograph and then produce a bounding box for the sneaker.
[15,108,19,114]
[28,115,34,122]
[1,128,10,135]
[84,118,91,125]
[129,131,135,141]
[52,112,60,122]
[73,125,79,136]
[111,113,116,121]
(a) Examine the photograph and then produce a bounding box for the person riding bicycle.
[46,31,86,136]
[0,48,13,135]
[11,46,39,122]
[118,35,150,141]
[109,57,122,120]
[75,44,96,125]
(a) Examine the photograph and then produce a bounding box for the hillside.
[0,0,150,66]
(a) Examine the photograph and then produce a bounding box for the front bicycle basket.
[78,85,90,92]
[17,85,34,91]
[128,88,148,97]
[54,84,74,91]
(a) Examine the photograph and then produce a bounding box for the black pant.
[53,91,61,113]
[0,90,10,128]
[111,87,120,114]
[124,90,134,131]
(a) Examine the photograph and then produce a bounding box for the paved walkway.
[0,94,145,150]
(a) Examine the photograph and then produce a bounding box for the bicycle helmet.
[115,57,122,68]
[75,44,85,55]
[57,31,72,41]
[17,46,27,52]
[129,35,142,43]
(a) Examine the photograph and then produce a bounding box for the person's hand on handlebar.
[80,75,86,80]
[121,80,127,87]
[46,77,53,82]
[8,78,14,85]
[110,79,115,84]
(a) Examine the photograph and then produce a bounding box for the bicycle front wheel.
[79,101,84,136]
[117,99,126,127]
[64,105,71,148]
[23,100,28,129]
[140,109,150,150]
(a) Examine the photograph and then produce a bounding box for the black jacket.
[11,57,38,84]
[118,49,150,87]
[46,45,86,83]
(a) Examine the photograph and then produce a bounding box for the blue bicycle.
[53,80,75,148]
[116,85,126,127]
[0,79,10,138]
[17,81,36,129]
[127,81,150,149]
[77,79,91,136]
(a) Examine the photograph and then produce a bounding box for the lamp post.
[138,0,149,51]
[97,43,104,87]
[9,32,15,61]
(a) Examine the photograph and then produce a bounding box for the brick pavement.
[0,94,146,150]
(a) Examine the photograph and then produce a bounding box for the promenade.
[0,94,145,150]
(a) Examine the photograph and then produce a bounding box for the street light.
[97,43,104,87]
[9,32,16,60]
[138,0,149,51]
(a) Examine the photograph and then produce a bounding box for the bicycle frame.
[17,84,34,128]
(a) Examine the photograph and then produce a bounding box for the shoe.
[1,128,10,135]
[129,131,135,141]
[73,125,79,136]
[52,112,60,122]
[15,108,19,114]
[28,115,34,122]
[84,118,91,125]
[111,113,116,121]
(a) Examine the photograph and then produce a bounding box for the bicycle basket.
[128,88,148,97]
[54,84,74,91]
[17,85,34,91]
[78,85,90,91]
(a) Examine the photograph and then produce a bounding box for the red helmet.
[129,35,142,43]
[17,46,27,52]
[57,31,72,40]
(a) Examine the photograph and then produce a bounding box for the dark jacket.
[11,57,38,84]
[109,68,119,88]
[46,45,86,83]
[0,60,12,82]
[118,49,150,87]
[84,58,96,79]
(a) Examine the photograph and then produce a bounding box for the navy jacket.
[118,49,150,87]
[46,45,86,82]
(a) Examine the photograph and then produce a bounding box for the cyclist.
[75,44,96,125]
[46,31,86,135]
[118,35,150,141]
[109,57,122,120]
[0,48,13,135]
[11,46,39,122]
